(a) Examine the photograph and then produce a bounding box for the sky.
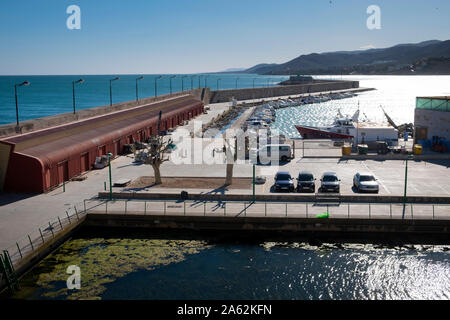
[0,0,449,75]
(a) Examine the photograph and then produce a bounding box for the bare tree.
[135,135,173,185]
[224,136,237,186]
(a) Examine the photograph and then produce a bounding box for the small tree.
[224,136,237,186]
[135,135,173,185]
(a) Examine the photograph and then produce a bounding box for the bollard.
[411,205,413,220]
[348,204,350,219]
[63,180,65,193]
[144,201,147,215]
[164,201,166,216]
[369,204,371,219]
[306,203,308,218]
[104,181,106,191]
[184,201,186,216]
[432,205,435,220]
[390,203,392,219]
[125,200,128,215]
[84,200,87,214]
[286,203,288,217]
[204,202,206,216]
[265,202,267,217]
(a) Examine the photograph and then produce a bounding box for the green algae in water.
[13,238,212,300]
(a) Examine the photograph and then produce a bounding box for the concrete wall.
[209,80,359,103]
[415,108,450,141]
[0,89,210,138]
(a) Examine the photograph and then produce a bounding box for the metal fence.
[84,199,450,221]
[3,198,449,274]
[1,200,103,270]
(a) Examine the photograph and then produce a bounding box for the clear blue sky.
[1,0,449,75]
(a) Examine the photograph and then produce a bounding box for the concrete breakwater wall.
[209,80,359,103]
[0,88,210,138]
[84,214,450,243]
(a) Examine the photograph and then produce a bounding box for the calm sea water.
[0,74,288,125]
[10,234,450,300]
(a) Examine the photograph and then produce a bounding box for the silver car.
[353,173,379,193]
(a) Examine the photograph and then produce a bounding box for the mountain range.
[238,40,450,75]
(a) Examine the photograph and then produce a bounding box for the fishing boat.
[295,109,399,145]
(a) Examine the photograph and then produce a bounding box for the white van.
[257,144,293,164]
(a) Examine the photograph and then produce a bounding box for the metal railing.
[3,198,449,276]
[1,200,103,271]
[83,198,450,221]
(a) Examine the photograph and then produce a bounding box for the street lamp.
[136,76,144,102]
[109,77,120,106]
[235,77,240,89]
[14,81,30,127]
[155,75,162,97]
[181,75,188,92]
[217,78,221,90]
[72,79,84,114]
[106,152,113,200]
[402,154,414,219]
[190,75,196,90]
[169,75,176,94]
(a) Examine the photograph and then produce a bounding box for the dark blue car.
[274,171,295,192]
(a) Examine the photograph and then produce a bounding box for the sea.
[8,232,450,300]
[0,74,288,126]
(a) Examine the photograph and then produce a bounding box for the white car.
[353,173,379,193]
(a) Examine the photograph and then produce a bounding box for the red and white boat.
[295,109,399,144]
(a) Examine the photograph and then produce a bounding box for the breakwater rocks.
[202,104,247,134]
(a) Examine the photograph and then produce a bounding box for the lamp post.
[107,152,113,200]
[235,77,240,89]
[169,75,176,94]
[181,75,188,92]
[109,77,120,106]
[155,75,162,97]
[136,76,144,102]
[72,79,84,114]
[217,78,221,90]
[14,81,30,127]
[402,154,414,219]
[190,75,196,90]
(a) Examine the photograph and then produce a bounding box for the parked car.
[274,171,295,192]
[320,172,340,193]
[257,144,292,164]
[353,173,379,193]
[296,171,316,193]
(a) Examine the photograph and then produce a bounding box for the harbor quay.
[1,86,449,293]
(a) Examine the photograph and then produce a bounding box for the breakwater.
[0,88,210,137]
[209,80,359,103]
